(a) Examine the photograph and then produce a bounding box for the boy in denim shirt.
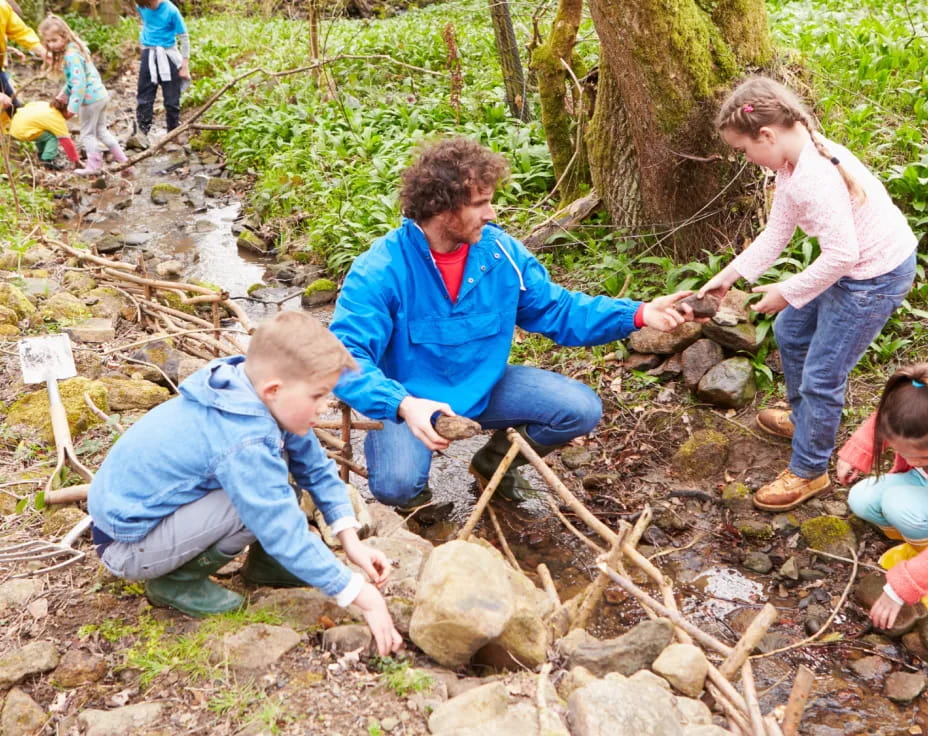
[88,312,402,656]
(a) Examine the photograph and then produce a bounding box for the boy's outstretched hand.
[354,582,403,656]
[642,290,700,331]
[345,539,391,588]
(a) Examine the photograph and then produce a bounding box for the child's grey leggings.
[79,96,119,156]
[100,489,256,580]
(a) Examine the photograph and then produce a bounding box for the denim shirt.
[88,356,355,598]
[332,218,642,420]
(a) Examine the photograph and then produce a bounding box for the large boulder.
[410,540,516,668]
[696,357,757,409]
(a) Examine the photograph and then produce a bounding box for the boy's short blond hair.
[246,312,357,382]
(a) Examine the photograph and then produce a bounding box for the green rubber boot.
[241,542,307,588]
[144,545,243,618]
[468,426,560,502]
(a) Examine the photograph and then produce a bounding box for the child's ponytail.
[38,15,92,74]
[717,76,867,205]
[871,363,928,475]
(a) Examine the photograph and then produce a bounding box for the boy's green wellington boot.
[468,426,560,502]
[144,545,243,618]
[241,542,307,588]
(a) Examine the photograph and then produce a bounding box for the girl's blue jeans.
[848,470,928,542]
[775,251,915,478]
[365,364,602,505]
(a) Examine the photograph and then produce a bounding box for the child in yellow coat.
[1,97,79,169]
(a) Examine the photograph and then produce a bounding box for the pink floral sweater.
[839,413,928,605]
[730,137,916,309]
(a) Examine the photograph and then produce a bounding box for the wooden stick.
[313,419,383,431]
[508,428,616,545]
[324,450,367,478]
[45,484,90,504]
[596,562,733,656]
[765,715,785,736]
[47,237,137,271]
[708,682,750,735]
[487,505,520,570]
[457,441,521,540]
[314,427,346,452]
[706,662,751,722]
[339,402,352,483]
[573,524,627,630]
[719,603,778,679]
[537,563,560,606]
[627,506,652,548]
[742,660,766,736]
[780,665,815,736]
[543,493,604,554]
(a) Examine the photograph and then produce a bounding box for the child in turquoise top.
[38,15,129,174]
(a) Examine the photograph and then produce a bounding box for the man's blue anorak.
[88,356,355,599]
[331,219,642,420]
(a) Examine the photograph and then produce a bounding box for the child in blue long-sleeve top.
[135,0,189,140]
[88,311,403,656]
[39,15,129,175]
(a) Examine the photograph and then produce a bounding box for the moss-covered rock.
[7,377,108,443]
[301,278,337,307]
[62,271,98,295]
[204,177,233,197]
[150,182,183,205]
[721,482,752,511]
[236,228,271,255]
[39,292,91,325]
[101,377,170,411]
[42,506,86,537]
[735,519,774,541]
[246,282,265,295]
[800,516,857,556]
[0,324,20,337]
[83,287,129,320]
[0,282,36,319]
[671,429,729,479]
[0,304,18,326]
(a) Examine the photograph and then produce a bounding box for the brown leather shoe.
[756,409,794,439]
[753,469,830,511]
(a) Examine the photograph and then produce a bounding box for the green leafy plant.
[371,655,433,697]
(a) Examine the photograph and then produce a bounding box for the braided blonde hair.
[716,76,866,204]
[38,15,92,75]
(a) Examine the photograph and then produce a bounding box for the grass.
[371,655,434,696]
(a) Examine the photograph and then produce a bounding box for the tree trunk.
[488,0,529,121]
[586,0,771,258]
[530,0,590,204]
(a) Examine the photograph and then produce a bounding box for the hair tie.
[913,379,926,388]
[742,104,754,113]
[830,156,840,166]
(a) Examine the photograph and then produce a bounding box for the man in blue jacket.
[331,138,696,508]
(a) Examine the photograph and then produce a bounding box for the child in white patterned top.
[698,76,917,512]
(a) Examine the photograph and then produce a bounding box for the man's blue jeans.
[848,470,928,543]
[775,251,915,478]
[365,365,602,505]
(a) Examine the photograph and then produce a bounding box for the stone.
[150,182,183,205]
[7,377,108,443]
[51,649,107,687]
[0,303,17,325]
[434,415,481,441]
[569,677,684,735]
[0,579,39,611]
[237,228,271,255]
[155,260,185,279]
[800,516,857,556]
[78,702,163,736]
[252,588,354,630]
[713,288,751,325]
[648,353,683,379]
[849,654,890,681]
[39,292,91,324]
[674,697,714,727]
[624,352,663,371]
[771,513,800,534]
[101,377,170,410]
[683,727,732,736]
[901,630,928,660]
[1,688,46,736]
[302,483,376,547]
[0,282,36,319]
[121,232,153,247]
[803,603,829,635]
[176,356,207,384]
[671,430,729,480]
[779,556,800,580]
[62,271,98,295]
[557,665,599,700]
[301,278,337,307]
[322,624,372,654]
[885,670,926,702]
[42,506,86,537]
[84,287,131,320]
[211,623,301,673]
[702,321,761,353]
[561,445,594,469]
[681,339,724,389]
[628,322,702,355]
[742,551,773,574]
[823,500,849,517]
[427,681,509,734]
[129,340,189,385]
[736,519,774,541]
[94,234,124,254]
[696,357,757,409]
[675,293,719,318]
[0,322,19,336]
[18,277,55,297]
[565,619,674,677]
[0,640,59,687]
[65,317,116,343]
[651,643,708,697]
[205,176,233,196]
[721,482,752,512]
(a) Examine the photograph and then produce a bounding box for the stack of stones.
[626,289,760,408]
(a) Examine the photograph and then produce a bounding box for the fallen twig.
[487,506,520,570]
[780,664,814,736]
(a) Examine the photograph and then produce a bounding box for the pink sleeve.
[729,175,798,283]
[777,175,859,308]
[886,551,928,605]
[837,412,877,473]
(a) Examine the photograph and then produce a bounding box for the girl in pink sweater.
[838,364,928,629]
[698,77,916,511]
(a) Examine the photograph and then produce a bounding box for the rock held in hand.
[675,293,720,318]
[434,415,481,441]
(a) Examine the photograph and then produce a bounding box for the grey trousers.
[100,489,256,580]
[78,96,119,156]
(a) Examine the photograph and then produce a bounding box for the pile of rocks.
[627,290,761,409]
